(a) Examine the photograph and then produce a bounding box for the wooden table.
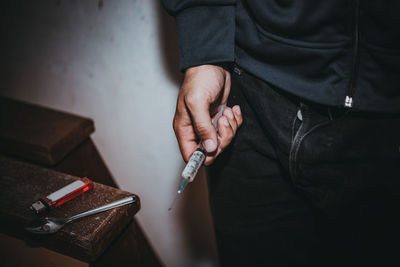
[0,156,139,262]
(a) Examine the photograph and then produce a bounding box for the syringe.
[169,105,226,211]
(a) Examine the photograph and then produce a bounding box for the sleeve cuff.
[175,5,235,72]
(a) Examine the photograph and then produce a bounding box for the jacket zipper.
[345,0,360,108]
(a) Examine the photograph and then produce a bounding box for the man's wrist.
[185,64,230,76]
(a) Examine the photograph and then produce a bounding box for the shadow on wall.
[156,1,182,86]
[155,1,219,264]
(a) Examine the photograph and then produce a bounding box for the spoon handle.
[66,196,136,223]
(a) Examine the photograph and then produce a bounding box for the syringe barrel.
[181,147,206,182]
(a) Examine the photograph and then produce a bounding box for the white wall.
[0,1,218,266]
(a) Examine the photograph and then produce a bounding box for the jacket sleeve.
[161,0,236,71]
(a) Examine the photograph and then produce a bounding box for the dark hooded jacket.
[162,0,400,112]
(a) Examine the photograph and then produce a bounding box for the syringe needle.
[177,178,189,194]
[168,178,188,211]
[168,192,181,211]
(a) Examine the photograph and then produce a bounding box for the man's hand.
[173,64,243,165]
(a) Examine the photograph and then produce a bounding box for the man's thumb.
[191,110,218,153]
[202,137,218,153]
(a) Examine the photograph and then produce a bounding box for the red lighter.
[30,177,94,214]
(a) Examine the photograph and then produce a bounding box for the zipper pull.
[344,96,353,108]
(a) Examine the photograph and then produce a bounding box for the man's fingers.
[232,105,243,126]
[204,105,243,165]
[218,114,235,150]
[217,107,240,150]
[224,108,238,134]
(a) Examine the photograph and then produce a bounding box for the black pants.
[207,66,400,267]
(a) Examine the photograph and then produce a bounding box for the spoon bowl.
[25,217,66,234]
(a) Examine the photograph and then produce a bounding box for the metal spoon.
[25,195,136,234]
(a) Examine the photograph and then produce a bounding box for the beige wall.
[0,1,218,266]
